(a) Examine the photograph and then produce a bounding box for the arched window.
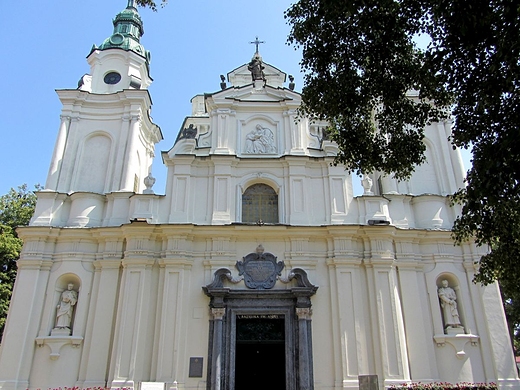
[242,184,278,224]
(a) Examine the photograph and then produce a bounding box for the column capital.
[93,259,122,270]
[211,307,226,320]
[296,307,313,320]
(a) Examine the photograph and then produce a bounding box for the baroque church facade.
[0,2,518,389]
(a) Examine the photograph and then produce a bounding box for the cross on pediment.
[249,36,265,54]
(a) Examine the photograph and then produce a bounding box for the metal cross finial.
[249,36,265,54]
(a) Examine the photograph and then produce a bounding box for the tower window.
[242,184,278,224]
[104,72,122,85]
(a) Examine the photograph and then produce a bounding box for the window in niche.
[242,184,278,224]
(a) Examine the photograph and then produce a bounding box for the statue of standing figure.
[438,280,462,330]
[248,54,265,81]
[55,283,78,329]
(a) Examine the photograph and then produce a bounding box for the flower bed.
[388,383,497,390]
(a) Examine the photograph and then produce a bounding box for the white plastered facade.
[0,8,519,390]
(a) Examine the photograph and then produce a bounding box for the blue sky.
[0,0,305,196]
[0,1,470,197]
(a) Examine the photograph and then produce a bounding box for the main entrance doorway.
[203,266,318,390]
[234,316,285,389]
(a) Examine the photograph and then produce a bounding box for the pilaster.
[295,307,314,390]
[57,115,80,193]
[78,253,122,388]
[284,109,303,154]
[121,114,142,192]
[109,234,156,388]
[151,256,192,383]
[363,231,410,387]
[211,158,236,224]
[326,246,370,388]
[168,155,194,223]
[209,307,225,390]
[395,237,440,382]
[0,257,53,390]
[46,115,71,190]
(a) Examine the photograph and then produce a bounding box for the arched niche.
[436,274,466,334]
[75,132,113,193]
[409,139,442,195]
[52,273,81,335]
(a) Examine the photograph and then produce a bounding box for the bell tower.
[44,0,162,196]
[87,0,152,93]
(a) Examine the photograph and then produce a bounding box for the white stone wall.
[0,225,517,389]
[5,36,518,389]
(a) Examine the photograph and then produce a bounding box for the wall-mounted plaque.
[358,375,378,390]
[141,382,165,390]
[189,357,203,378]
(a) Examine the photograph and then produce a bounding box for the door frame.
[203,268,317,390]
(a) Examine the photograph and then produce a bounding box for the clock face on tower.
[104,72,122,85]
[109,33,124,45]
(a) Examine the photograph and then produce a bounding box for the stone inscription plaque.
[245,260,275,281]
[189,357,203,377]
[141,382,165,390]
[359,375,378,390]
[237,314,283,319]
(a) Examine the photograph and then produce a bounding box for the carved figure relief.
[55,283,78,330]
[245,124,276,154]
[438,280,463,331]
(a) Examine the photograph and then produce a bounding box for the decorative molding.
[204,268,241,289]
[433,334,479,359]
[35,336,83,360]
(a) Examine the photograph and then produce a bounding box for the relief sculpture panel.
[245,124,276,154]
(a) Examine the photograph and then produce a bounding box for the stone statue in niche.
[245,124,276,154]
[55,283,78,331]
[438,280,463,332]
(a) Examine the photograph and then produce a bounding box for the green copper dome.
[92,0,151,63]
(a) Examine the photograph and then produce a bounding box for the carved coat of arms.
[236,245,284,289]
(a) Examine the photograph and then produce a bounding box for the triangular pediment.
[209,83,300,104]
[227,61,287,88]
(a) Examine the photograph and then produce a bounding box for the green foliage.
[0,184,38,339]
[0,225,21,336]
[286,0,520,287]
[500,278,520,356]
[135,0,167,11]
[285,0,451,179]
